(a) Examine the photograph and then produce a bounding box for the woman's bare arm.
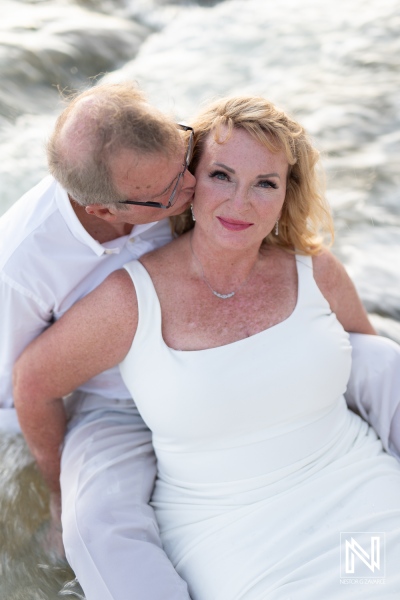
[312,249,376,335]
[13,268,137,493]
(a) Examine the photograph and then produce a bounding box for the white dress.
[120,256,400,599]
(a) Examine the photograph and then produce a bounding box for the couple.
[5,83,400,598]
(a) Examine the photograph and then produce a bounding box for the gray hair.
[47,82,182,207]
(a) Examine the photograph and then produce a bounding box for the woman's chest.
[161,274,298,351]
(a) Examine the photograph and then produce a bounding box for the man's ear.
[85,204,119,222]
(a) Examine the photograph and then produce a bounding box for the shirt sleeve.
[345,332,400,460]
[0,272,52,409]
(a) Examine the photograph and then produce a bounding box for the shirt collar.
[55,182,163,256]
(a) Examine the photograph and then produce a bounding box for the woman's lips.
[217,216,253,231]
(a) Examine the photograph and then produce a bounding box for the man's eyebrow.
[214,163,281,179]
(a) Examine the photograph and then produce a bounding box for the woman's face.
[193,127,288,250]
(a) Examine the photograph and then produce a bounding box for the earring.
[274,219,279,236]
[190,203,196,222]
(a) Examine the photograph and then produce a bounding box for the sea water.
[0,0,399,596]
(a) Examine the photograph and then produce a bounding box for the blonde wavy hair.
[172,96,333,255]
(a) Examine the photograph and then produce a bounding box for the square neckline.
[133,255,307,354]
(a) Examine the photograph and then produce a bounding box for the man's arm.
[0,273,54,422]
[0,274,67,552]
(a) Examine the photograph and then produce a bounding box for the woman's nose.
[230,184,250,210]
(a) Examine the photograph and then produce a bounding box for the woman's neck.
[189,229,263,295]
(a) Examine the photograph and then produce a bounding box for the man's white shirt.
[0,175,173,430]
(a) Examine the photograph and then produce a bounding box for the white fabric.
[120,257,400,599]
[0,175,172,418]
[61,392,190,600]
[346,333,400,459]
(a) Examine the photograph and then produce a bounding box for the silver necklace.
[189,233,255,300]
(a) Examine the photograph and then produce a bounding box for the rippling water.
[1,0,399,596]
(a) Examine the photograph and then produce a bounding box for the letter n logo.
[340,532,385,579]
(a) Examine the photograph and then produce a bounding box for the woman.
[15,96,400,598]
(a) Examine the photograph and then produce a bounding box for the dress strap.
[295,253,332,313]
[123,260,162,346]
[295,254,312,270]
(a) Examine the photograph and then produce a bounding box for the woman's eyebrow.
[214,163,281,180]
[257,172,281,179]
[214,162,235,173]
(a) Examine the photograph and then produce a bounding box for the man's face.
[108,146,196,225]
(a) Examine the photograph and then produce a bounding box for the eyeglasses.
[118,124,194,209]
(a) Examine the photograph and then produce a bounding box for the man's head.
[47,82,195,224]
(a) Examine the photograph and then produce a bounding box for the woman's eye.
[209,170,229,181]
[258,179,278,189]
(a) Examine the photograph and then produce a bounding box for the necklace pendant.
[212,290,235,299]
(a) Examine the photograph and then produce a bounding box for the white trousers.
[60,393,191,600]
[347,333,400,459]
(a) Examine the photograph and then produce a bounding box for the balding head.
[47,83,182,206]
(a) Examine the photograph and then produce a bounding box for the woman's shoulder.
[311,248,375,334]
[311,247,347,298]
[99,268,138,305]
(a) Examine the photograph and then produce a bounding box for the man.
[2,82,400,600]
[1,82,194,600]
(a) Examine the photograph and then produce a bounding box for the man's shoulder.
[0,175,59,224]
[0,176,70,270]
